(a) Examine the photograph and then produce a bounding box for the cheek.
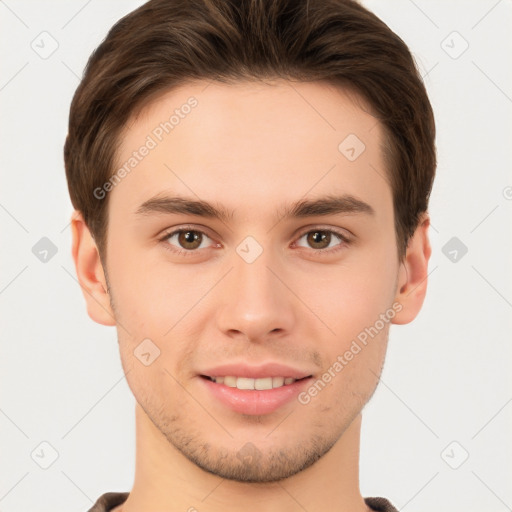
[107,244,191,331]
[121,353,190,419]
[294,256,397,400]
[298,256,397,339]
[109,257,204,372]
[302,276,392,410]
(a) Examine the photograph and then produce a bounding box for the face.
[102,79,401,482]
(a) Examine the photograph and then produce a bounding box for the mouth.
[199,374,314,415]
[200,374,312,390]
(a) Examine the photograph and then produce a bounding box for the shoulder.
[364,496,400,512]
[86,492,129,512]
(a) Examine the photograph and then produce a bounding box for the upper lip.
[199,362,313,379]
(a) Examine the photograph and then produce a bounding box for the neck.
[119,404,370,512]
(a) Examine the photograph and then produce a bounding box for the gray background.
[1,1,511,511]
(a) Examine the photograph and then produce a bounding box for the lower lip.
[199,376,313,415]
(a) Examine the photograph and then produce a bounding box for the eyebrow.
[134,193,375,223]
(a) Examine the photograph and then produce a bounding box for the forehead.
[110,79,391,222]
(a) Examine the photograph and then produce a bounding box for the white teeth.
[272,376,284,388]
[237,377,256,390]
[223,376,237,387]
[210,376,299,389]
[254,377,273,390]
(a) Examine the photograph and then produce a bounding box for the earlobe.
[70,210,116,326]
[391,213,432,325]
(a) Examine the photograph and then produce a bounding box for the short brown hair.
[64,0,436,262]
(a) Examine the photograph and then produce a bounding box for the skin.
[71,79,431,512]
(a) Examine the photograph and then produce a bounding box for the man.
[65,0,435,510]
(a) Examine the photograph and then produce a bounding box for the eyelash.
[158,224,352,258]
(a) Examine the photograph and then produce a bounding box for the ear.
[391,213,432,325]
[70,210,116,326]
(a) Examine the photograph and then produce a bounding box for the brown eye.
[161,228,214,254]
[306,230,332,249]
[177,230,203,250]
[295,229,348,252]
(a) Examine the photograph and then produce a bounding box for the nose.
[216,244,296,343]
